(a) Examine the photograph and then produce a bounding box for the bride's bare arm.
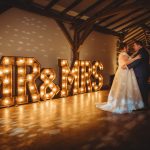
[125,55,141,65]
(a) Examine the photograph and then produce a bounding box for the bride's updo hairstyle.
[119,42,128,51]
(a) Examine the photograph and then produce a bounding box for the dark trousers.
[136,76,149,107]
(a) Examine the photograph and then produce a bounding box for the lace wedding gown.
[96,52,144,114]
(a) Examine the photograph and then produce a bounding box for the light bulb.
[61,91,66,95]
[41,85,44,90]
[27,75,32,81]
[74,89,77,92]
[19,68,24,73]
[19,78,24,83]
[0,70,3,75]
[32,95,37,99]
[62,83,66,87]
[4,58,10,64]
[65,70,69,73]
[46,94,49,98]
[4,69,10,73]
[86,62,89,65]
[81,88,84,91]
[45,80,49,84]
[30,86,35,90]
[4,89,9,94]
[5,99,9,104]
[19,97,24,102]
[41,74,45,79]
[29,59,33,64]
[19,88,24,92]
[53,88,57,92]
[19,59,24,64]
[62,61,66,66]
[40,91,44,95]
[33,67,38,72]
[4,79,9,84]
[49,84,53,88]
[45,70,50,73]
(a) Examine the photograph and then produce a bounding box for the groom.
[123,40,149,108]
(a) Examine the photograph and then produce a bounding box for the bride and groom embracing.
[96,40,149,114]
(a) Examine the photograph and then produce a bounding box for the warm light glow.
[19,78,24,83]
[0,57,15,107]
[19,59,25,64]
[59,60,80,97]
[30,86,35,90]
[40,68,60,100]
[0,56,103,108]
[92,61,103,91]
[18,68,24,73]
[4,89,9,94]
[4,79,9,84]
[27,75,32,81]
[4,58,10,64]
[26,58,40,102]
[4,68,10,74]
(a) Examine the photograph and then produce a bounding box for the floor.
[0,90,150,150]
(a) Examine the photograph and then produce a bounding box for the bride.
[96,43,144,114]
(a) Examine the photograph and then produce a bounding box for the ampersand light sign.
[0,56,103,108]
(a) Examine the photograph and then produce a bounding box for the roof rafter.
[45,0,61,10]
[61,0,83,14]
[120,15,150,32]
[77,0,140,31]
[112,10,150,30]
[105,8,140,28]
[73,0,104,20]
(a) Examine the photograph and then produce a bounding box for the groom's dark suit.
[127,47,149,107]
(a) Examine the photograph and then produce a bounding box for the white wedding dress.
[96,52,144,114]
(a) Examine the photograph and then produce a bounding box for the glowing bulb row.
[59,59,103,97]
[0,57,103,108]
[40,68,60,100]
[0,57,15,107]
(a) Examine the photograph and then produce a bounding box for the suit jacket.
[127,47,149,80]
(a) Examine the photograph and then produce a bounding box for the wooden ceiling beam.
[125,31,144,43]
[120,15,150,32]
[105,8,140,28]
[0,4,11,14]
[127,33,145,42]
[73,0,104,20]
[126,26,140,34]
[127,35,145,45]
[96,14,116,25]
[112,10,150,30]
[78,0,140,31]
[125,27,142,39]
[45,0,61,10]
[141,24,150,31]
[61,0,83,14]
[136,0,150,10]
[94,24,120,36]
[124,30,143,42]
